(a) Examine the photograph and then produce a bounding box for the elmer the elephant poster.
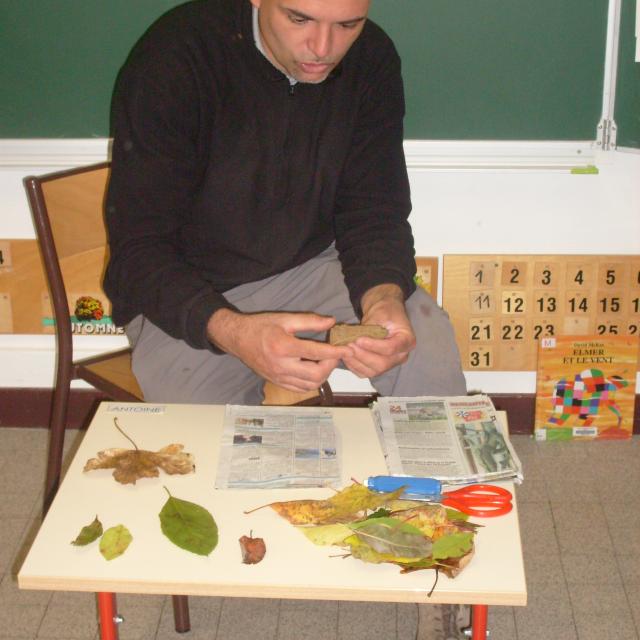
[534,335,638,441]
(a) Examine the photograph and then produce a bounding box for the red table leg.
[97,592,119,640]
[471,604,488,640]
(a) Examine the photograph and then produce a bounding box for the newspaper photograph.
[371,395,523,484]
[215,405,341,489]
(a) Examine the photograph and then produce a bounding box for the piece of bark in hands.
[328,324,388,346]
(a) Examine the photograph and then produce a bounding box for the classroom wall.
[1,139,638,394]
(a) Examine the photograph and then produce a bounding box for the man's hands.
[206,310,352,393]
[341,284,416,379]
[206,283,415,390]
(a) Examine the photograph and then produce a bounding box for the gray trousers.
[127,246,466,404]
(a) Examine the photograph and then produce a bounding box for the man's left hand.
[341,283,416,379]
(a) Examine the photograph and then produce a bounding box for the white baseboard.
[0,137,601,171]
[0,138,110,168]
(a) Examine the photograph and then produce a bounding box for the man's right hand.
[206,309,353,393]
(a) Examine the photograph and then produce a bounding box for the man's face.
[250,0,370,84]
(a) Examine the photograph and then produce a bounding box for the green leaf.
[368,508,392,519]
[350,516,425,536]
[71,515,103,546]
[444,508,469,522]
[349,518,432,560]
[432,532,473,560]
[159,490,218,556]
[99,525,132,560]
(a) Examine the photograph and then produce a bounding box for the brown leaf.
[84,444,195,484]
[239,533,266,564]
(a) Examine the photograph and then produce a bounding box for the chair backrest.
[24,162,112,358]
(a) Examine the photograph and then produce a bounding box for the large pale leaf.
[159,493,218,556]
[345,533,433,565]
[99,525,132,560]
[350,515,423,535]
[349,518,432,560]
[71,515,103,546]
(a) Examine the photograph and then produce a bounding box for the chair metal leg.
[172,595,190,632]
[43,381,71,515]
[319,381,334,405]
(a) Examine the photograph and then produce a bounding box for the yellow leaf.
[298,523,353,545]
[269,484,406,525]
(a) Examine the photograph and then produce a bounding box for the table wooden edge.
[18,573,526,606]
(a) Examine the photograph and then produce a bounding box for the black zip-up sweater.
[104,0,415,351]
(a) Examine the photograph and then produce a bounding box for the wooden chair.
[23,161,340,633]
[23,162,193,632]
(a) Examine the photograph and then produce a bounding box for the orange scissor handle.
[441,484,513,518]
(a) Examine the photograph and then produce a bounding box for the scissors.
[366,475,513,518]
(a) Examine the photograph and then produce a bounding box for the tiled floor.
[1,426,639,640]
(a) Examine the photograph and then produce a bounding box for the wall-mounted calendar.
[443,255,640,371]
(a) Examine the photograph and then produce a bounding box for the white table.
[19,403,526,639]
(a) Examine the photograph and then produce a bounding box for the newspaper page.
[215,405,341,489]
[371,395,523,484]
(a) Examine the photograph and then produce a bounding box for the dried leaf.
[99,524,132,560]
[71,515,103,546]
[159,489,218,556]
[268,484,406,525]
[83,418,195,484]
[435,545,476,578]
[239,533,266,564]
[84,444,195,484]
[390,503,449,538]
[264,483,479,582]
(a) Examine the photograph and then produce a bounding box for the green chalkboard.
[0,1,183,139]
[614,0,640,148]
[369,0,609,140]
[0,0,618,141]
